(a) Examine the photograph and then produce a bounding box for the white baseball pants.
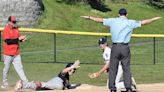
[2,55,28,86]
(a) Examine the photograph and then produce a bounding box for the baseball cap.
[8,16,17,22]
[119,8,127,15]
[98,37,107,44]
[10,16,16,22]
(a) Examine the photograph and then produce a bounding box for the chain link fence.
[1,30,164,65]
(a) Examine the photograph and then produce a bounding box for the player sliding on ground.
[88,37,136,90]
[14,60,81,92]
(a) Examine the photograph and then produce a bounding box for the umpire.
[81,8,161,92]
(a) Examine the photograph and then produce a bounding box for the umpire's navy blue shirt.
[103,16,141,43]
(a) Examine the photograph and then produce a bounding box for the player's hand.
[154,17,162,20]
[19,35,27,42]
[81,16,90,19]
[72,60,80,69]
[88,72,100,79]
[152,17,162,21]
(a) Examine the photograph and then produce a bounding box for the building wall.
[0,0,44,27]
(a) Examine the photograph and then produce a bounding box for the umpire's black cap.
[119,8,127,15]
[98,37,107,44]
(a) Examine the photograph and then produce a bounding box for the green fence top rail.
[0,27,164,38]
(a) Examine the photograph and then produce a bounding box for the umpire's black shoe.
[110,90,116,92]
[126,89,132,92]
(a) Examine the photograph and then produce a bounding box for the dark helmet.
[65,63,77,71]
[98,37,107,45]
[66,63,73,68]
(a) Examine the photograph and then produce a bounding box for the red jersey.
[2,24,20,55]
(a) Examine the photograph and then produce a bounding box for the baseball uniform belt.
[113,43,128,45]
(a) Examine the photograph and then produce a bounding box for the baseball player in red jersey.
[1,16,28,89]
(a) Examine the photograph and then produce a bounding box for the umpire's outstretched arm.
[81,16,103,23]
[141,17,162,25]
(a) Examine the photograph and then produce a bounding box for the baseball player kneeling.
[14,60,81,92]
[88,37,137,90]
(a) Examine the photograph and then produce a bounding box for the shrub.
[149,0,164,9]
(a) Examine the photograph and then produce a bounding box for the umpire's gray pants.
[109,44,132,91]
[2,55,28,86]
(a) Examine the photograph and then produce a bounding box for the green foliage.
[149,0,164,9]
[56,0,88,4]
[56,0,110,12]
[37,0,164,33]
[56,0,104,4]
[56,0,106,4]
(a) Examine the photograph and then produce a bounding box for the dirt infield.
[1,83,164,92]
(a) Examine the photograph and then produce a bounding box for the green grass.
[0,63,164,86]
[1,0,164,88]
[37,0,164,33]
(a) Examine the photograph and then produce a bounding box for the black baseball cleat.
[126,89,133,92]
[121,90,137,92]
[110,90,116,92]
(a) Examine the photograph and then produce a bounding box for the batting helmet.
[66,63,77,71]
[98,37,107,45]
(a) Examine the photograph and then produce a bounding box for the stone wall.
[0,0,44,27]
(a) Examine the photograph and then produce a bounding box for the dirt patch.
[136,83,164,92]
[1,83,164,92]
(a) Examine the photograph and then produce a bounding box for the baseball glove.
[88,72,100,79]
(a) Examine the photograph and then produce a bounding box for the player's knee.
[55,84,64,90]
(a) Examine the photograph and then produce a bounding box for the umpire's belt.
[113,43,128,45]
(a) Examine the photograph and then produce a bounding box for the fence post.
[153,37,156,65]
[54,33,56,63]
[0,31,1,61]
